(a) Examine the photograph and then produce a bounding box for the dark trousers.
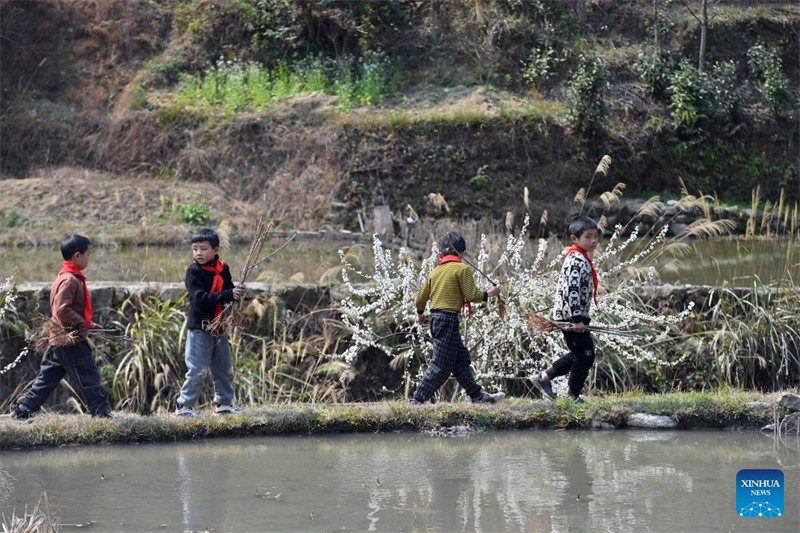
[545,329,595,397]
[413,311,482,402]
[18,341,111,415]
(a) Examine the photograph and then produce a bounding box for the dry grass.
[1,492,60,533]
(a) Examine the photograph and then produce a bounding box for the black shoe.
[571,395,587,404]
[92,411,115,419]
[10,403,33,420]
[531,375,556,400]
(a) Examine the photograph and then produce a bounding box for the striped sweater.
[415,262,487,314]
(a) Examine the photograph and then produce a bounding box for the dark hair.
[568,216,598,238]
[438,231,466,255]
[191,228,220,248]
[61,234,91,260]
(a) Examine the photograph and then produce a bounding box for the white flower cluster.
[338,217,695,391]
[0,346,29,376]
[0,277,30,376]
[0,276,17,321]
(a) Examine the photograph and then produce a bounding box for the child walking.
[10,234,113,419]
[410,231,505,405]
[532,216,598,404]
[175,228,246,417]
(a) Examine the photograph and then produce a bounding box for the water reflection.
[0,430,797,532]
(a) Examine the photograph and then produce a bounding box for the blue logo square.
[737,469,784,517]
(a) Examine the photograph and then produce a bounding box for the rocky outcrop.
[626,413,678,429]
[778,393,800,412]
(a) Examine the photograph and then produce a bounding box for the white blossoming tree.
[0,277,30,378]
[338,188,724,399]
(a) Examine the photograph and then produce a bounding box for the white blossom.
[338,217,694,391]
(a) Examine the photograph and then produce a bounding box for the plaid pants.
[413,311,482,402]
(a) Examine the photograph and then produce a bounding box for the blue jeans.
[178,330,235,408]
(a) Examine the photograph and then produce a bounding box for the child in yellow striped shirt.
[410,232,504,405]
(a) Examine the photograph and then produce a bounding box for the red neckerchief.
[198,259,225,318]
[436,254,473,317]
[58,261,93,326]
[566,245,598,305]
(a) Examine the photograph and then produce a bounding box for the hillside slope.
[1,0,799,239]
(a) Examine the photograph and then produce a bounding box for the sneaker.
[174,405,197,418]
[531,375,556,401]
[408,398,423,406]
[92,411,115,419]
[9,403,33,420]
[571,395,587,404]
[213,404,242,416]
[472,392,505,404]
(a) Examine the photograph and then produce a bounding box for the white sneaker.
[174,405,196,417]
[213,404,242,415]
[473,392,506,404]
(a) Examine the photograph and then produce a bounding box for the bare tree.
[789,20,800,203]
[699,0,708,73]
[653,0,660,52]
[680,0,709,73]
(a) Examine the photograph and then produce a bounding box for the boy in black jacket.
[175,228,245,417]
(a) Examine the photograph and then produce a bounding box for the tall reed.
[112,296,188,413]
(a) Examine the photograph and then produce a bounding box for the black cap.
[438,232,466,255]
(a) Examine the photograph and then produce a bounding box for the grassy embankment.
[1,391,792,450]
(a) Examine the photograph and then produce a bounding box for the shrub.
[468,165,490,190]
[747,42,790,116]
[522,44,557,87]
[174,201,213,226]
[636,48,680,99]
[129,84,148,110]
[707,60,739,119]
[566,54,607,135]
[667,61,710,136]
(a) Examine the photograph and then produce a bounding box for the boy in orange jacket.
[10,234,113,419]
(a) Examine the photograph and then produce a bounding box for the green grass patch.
[1,391,787,450]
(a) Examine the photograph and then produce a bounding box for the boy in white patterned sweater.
[532,216,598,403]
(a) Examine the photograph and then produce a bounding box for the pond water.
[0,430,797,532]
[0,238,798,286]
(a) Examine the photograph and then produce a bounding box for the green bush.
[468,165,490,190]
[707,60,739,119]
[636,48,680,99]
[566,54,607,135]
[129,85,148,110]
[174,202,213,226]
[1,210,27,228]
[522,44,557,87]
[667,61,710,136]
[747,42,790,116]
